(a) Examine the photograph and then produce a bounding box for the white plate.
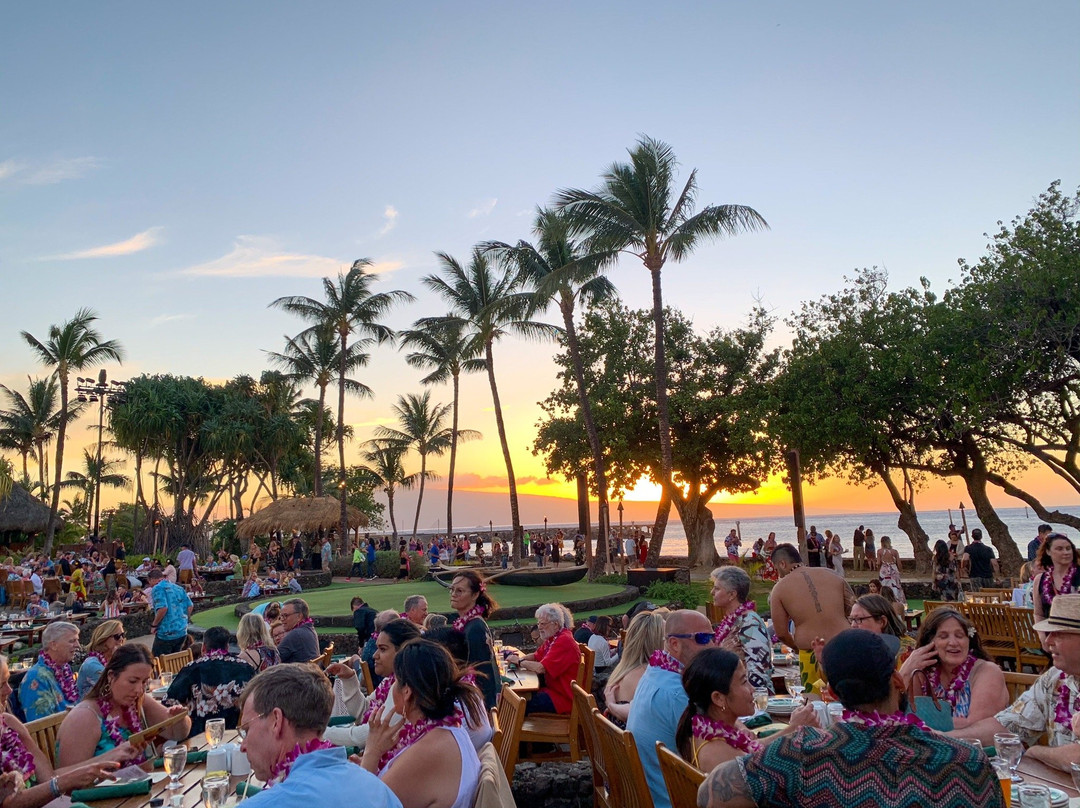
[1010,785,1068,806]
[767,698,798,714]
[152,686,169,699]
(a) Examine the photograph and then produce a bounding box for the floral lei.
[452,604,485,631]
[267,737,335,786]
[377,708,463,773]
[86,650,107,667]
[648,650,683,675]
[39,650,78,704]
[841,708,930,731]
[536,628,570,661]
[1053,671,1080,731]
[713,601,756,645]
[925,653,976,707]
[200,648,232,661]
[99,697,149,765]
[296,617,315,629]
[0,717,35,783]
[691,713,761,754]
[1042,564,1078,605]
[363,675,395,723]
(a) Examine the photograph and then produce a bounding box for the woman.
[932,539,960,602]
[424,626,495,749]
[101,589,121,619]
[760,533,778,582]
[76,620,125,699]
[397,544,410,580]
[827,531,844,577]
[270,621,286,648]
[247,541,262,574]
[603,611,665,726]
[236,612,280,671]
[877,536,905,606]
[266,540,288,574]
[899,608,1009,729]
[241,568,262,599]
[290,535,305,571]
[18,622,80,721]
[361,640,483,808]
[835,595,915,665]
[676,648,817,771]
[863,528,877,572]
[505,603,581,715]
[57,645,190,769]
[710,566,773,693]
[449,570,499,709]
[1033,533,1080,624]
[588,615,617,668]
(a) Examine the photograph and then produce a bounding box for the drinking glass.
[784,672,805,703]
[204,718,225,749]
[960,737,984,753]
[163,744,188,793]
[161,671,174,688]
[994,733,1024,783]
[991,757,1012,808]
[1070,761,1080,793]
[753,687,769,713]
[1017,784,1051,808]
[201,773,230,808]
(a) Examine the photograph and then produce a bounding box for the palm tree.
[423,248,558,565]
[60,448,131,534]
[485,207,619,575]
[21,309,124,552]
[271,260,413,547]
[267,325,370,497]
[0,374,69,492]
[399,318,484,541]
[556,136,768,556]
[356,439,421,543]
[376,391,480,540]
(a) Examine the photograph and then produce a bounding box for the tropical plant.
[556,136,767,562]
[60,448,131,534]
[21,308,124,552]
[0,374,75,498]
[355,440,421,542]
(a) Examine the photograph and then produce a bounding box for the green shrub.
[644,580,707,610]
[375,550,429,580]
[594,574,628,586]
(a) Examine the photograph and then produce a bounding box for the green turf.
[192,579,632,632]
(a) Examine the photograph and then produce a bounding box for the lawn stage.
[192,579,639,632]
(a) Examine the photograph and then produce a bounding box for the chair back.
[656,742,705,808]
[592,709,655,808]
[25,709,68,769]
[359,658,375,695]
[1003,671,1040,702]
[473,742,515,808]
[157,649,193,675]
[494,684,526,781]
[310,642,334,669]
[965,603,1019,666]
[577,643,595,693]
[42,577,63,597]
[572,682,611,808]
[922,600,954,615]
[1010,608,1051,673]
[488,707,503,753]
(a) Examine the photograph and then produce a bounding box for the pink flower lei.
[925,653,977,707]
[200,648,231,660]
[535,628,571,661]
[267,737,335,786]
[99,697,149,764]
[363,674,395,723]
[452,604,485,631]
[648,650,683,675]
[86,650,107,667]
[377,708,463,773]
[840,708,930,731]
[296,616,315,629]
[1053,671,1080,731]
[1042,564,1078,605]
[39,649,78,704]
[713,601,756,645]
[0,717,36,783]
[691,713,761,754]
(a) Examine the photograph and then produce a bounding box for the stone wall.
[511,762,593,808]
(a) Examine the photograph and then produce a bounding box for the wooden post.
[785,449,807,561]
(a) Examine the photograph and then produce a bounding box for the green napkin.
[236,782,262,797]
[68,803,93,808]
[71,779,152,801]
[984,745,996,757]
[152,749,209,767]
[327,715,355,727]
[744,713,772,730]
[757,727,783,739]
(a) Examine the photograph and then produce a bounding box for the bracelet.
[49,777,61,798]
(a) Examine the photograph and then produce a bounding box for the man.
[58,552,72,578]
[851,525,865,572]
[25,592,48,618]
[29,566,43,595]
[277,597,320,663]
[350,596,377,644]
[402,594,428,627]
[19,621,80,720]
[177,543,197,586]
[367,537,378,578]
[627,609,715,808]
[1029,523,1053,562]
[768,544,854,694]
[166,625,255,736]
[148,567,193,656]
[698,630,1003,808]
[238,664,402,808]
[953,593,1080,769]
[805,526,823,567]
[135,557,153,575]
[962,528,999,590]
[321,536,333,572]
[574,615,598,644]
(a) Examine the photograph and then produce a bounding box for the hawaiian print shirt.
[996,665,1079,748]
[18,660,73,722]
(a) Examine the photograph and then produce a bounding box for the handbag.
[909,668,954,731]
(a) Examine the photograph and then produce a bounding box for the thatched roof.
[0,484,51,534]
[235,496,369,539]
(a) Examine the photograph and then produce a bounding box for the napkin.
[236,782,263,797]
[71,779,152,801]
[743,713,772,730]
[153,749,208,767]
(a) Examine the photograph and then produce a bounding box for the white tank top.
[380,725,480,808]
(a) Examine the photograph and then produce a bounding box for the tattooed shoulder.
[698,759,752,807]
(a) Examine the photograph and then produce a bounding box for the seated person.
[166,626,256,736]
[265,568,281,586]
[424,626,495,749]
[77,619,126,699]
[504,603,581,715]
[698,630,1004,808]
[588,615,618,668]
[24,593,49,619]
[19,622,80,721]
[242,570,262,599]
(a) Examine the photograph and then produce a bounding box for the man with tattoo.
[768,543,854,694]
[697,630,1004,808]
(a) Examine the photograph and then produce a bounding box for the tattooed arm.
[698,760,756,808]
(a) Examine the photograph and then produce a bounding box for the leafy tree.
[0,374,75,497]
[355,440,420,542]
[320,465,386,530]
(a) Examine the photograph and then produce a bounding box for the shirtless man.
[769,543,854,694]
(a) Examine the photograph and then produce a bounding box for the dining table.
[1015,757,1080,801]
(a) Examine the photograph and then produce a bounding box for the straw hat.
[1032,593,1080,634]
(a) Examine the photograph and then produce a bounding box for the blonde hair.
[608,611,666,688]
[237,612,276,650]
[88,620,125,653]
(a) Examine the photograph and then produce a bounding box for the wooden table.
[1015,757,1079,799]
[905,609,924,632]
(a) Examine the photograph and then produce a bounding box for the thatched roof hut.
[0,484,51,535]
[235,496,369,539]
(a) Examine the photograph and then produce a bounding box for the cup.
[160,671,174,688]
[810,700,831,728]
[205,747,229,777]
[1017,783,1050,808]
[231,748,251,776]
[201,773,230,808]
[753,688,769,713]
[991,757,1012,808]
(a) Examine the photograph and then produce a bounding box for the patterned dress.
[724,610,775,694]
[933,559,960,602]
[996,665,1080,748]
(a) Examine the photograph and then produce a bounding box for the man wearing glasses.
[276,598,320,663]
[627,609,714,808]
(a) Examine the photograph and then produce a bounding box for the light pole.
[75,370,127,542]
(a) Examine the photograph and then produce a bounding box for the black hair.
[379,618,422,649]
[452,570,498,617]
[393,639,483,726]
[933,540,951,570]
[771,543,802,565]
[424,626,469,665]
[675,648,740,760]
[203,626,231,652]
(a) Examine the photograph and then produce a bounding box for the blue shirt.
[244,747,401,808]
[150,579,193,640]
[19,661,73,721]
[77,655,105,699]
[625,665,686,808]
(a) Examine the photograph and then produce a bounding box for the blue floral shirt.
[18,661,72,721]
[149,580,193,640]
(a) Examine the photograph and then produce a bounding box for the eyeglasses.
[849,615,877,626]
[280,610,295,619]
[111,633,126,642]
[668,632,714,645]
[237,711,270,739]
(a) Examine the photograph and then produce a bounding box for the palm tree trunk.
[485,341,522,566]
[647,262,674,558]
[44,369,69,554]
[314,383,326,497]
[20,451,28,483]
[338,331,349,550]
[387,487,398,541]
[446,371,460,541]
[412,451,426,539]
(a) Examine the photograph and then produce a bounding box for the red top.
[536,629,581,714]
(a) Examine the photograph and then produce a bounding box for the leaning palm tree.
[423,248,558,565]
[21,309,124,553]
[376,391,480,540]
[271,260,413,547]
[267,325,371,496]
[356,439,422,543]
[60,448,131,534]
[556,136,768,556]
[399,318,485,541]
[484,206,619,576]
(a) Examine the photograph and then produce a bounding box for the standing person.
[724,529,741,565]
[932,539,961,602]
[961,529,999,591]
[321,535,333,572]
[851,525,865,572]
[290,534,305,571]
[396,544,410,580]
[1029,523,1053,563]
[176,543,197,587]
[1032,532,1080,625]
[19,622,81,721]
[147,568,193,657]
[77,619,125,699]
[805,526,823,568]
[760,532,778,582]
[267,540,288,573]
[710,567,773,693]
[863,528,877,572]
[349,543,363,580]
[351,596,377,645]
[827,531,844,577]
[876,536,906,605]
[367,537,378,578]
[449,570,499,710]
[277,598,320,663]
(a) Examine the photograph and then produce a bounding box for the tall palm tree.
[485,207,619,575]
[423,249,558,565]
[399,318,485,541]
[60,448,131,534]
[356,439,421,543]
[376,391,480,540]
[271,260,413,547]
[556,136,768,556]
[21,309,124,552]
[0,374,69,492]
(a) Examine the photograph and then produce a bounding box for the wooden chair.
[25,709,67,769]
[9,579,32,610]
[573,682,611,808]
[488,707,503,754]
[966,603,1019,669]
[577,643,596,693]
[592,709,654,808]
[980,588,1014,602]
[519,643,592,762]
[1003,671,1040,702]
[473,742,515,808]
[921,600,957,616]
[359,659,375,695]
[656,742,705,808]
[42,577,63,599]
[494,684,526,782]
[156,649,193,675]
[1010,608,1051,674]
[310,642,334,669]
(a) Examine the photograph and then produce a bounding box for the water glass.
[1070,761,1080,793]
[753,687,769,713]
[161,671,174,688]
[1017,784,1051,808]
[163,744,188,790]
[205,718,225,749]
[201,773,230,808]
[994,733,1024,783]
[960,737,984,753]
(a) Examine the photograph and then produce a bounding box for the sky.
[2,3,1078,531]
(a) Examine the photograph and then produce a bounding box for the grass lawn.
[192,579,635,632]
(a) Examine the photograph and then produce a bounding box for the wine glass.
[784,672,805,704]
[201,773,230,808]
[1017,783,1051,808]
[994,732,1024,783]
[753,687,769,713]
[204,718,225,750]
[163,744,188,795]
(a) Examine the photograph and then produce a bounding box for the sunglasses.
[668,632,714,645]
[112,633,126,642]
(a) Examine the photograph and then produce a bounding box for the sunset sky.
[2,3,1078,531]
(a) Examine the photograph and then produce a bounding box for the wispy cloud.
[177,235,402,279]
[378,205,399,236]
[0,159,26,182]
[467,198,498,218]
[50,227,163,260]
[149,313,195,328]
[23,157,100,185]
